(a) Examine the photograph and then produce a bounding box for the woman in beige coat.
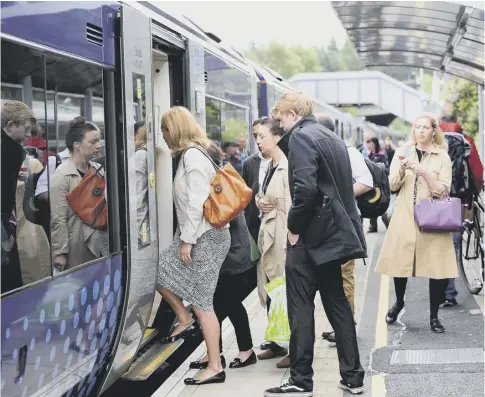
[50,117,103,272]
[376,113,458,333]
[255,118,291,367]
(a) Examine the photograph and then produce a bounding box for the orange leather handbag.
[185,147,252,228]
[65,164,108,230]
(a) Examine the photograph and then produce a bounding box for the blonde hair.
[161,107,211,154]
[135,125,147,149]
[410,113,447,149]
[1,100,36,128]
[272,90,313,117]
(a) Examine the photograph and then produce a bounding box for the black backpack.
[356,158,391,219]
[444,132,472,201]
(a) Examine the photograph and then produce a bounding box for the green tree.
[442,77,479,137]
[245,40,320,78]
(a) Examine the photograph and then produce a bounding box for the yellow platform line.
[373,274,390,397]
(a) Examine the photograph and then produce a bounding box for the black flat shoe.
[260,341,274,350]
[430,318,445,333]
[184,370,226,385]
[189,355,226,370]
[161,323,199,344]
[229,351,257,368]
[386,302,404,324]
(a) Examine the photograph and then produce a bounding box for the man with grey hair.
[315,113,373,344]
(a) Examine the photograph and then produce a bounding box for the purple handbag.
[414,187,464,232]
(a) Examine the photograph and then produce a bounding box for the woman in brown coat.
[376,113,458,333]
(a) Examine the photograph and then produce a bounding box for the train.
[1,2,404,397]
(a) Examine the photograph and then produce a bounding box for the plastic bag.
[264,275,290,344]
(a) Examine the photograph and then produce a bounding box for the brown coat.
[256,154,291,307]
[376,144,458,279]
[50,159,102,270]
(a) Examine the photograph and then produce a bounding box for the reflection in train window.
[132,74,151,248]
[1,40,51,294]
[46,54,110,274]
[205,97,221,145]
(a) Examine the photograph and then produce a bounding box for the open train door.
[100,4,160,392]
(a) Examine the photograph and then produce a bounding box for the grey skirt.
[157,228,231,311]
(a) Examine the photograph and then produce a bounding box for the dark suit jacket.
[242,152,262,242]
[284,116,367,267]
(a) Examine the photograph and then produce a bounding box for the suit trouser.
[286,240,364,391]
[341,260,356,317]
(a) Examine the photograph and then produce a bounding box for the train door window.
[205,97,221,145]
[44,53,110,275]
[131,74,151,248]
[221,102,250,162]
[1,39,50,294]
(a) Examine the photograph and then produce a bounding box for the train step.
[122,336,185,381]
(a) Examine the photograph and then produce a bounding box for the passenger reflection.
[50,117,105,273]
[134,121,150,247]
[1,100,36,293]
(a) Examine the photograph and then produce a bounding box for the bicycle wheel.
[459,224,484,295]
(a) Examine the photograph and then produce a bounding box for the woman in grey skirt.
[158,106,231,385]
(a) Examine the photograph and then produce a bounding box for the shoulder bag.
[183,146,252,228]
[65,164,107,230]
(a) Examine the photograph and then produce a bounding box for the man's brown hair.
[273,90,313,117]
[1,100,36,129]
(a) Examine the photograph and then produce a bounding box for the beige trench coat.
[50,159,102,270]
[256,155,291,307]
[16,159,51,284]
[376,144,458,279]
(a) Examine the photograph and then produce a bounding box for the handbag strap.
[182,146,220,172]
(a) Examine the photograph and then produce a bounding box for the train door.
[118,24,190,382]
[100,4,158,392]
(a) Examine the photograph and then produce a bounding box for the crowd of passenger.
[2,88,483,396]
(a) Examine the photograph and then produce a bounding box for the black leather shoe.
[229,351,257,368]
[260,341,274,350]
[386,302,404,324]
[161,323,199,344]
[430,318,445,333]
[184,371,226,385]
[189,355,226,370]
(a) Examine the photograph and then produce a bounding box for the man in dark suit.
[264,92,366,397]
[242,117,270,243]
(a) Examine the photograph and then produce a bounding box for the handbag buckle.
[92,187,103,197]
[214,184,223,194]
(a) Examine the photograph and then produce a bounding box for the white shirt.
[258,152,270,188]
[347,146,373,214]
[347,146,373,188]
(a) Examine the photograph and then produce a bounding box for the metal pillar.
[478,85,484,163]
[84,88,93,120]
[22,76,33,108]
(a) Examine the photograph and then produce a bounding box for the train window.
[1,40,51,294]
[205,97,221,145]
[221,102,250,161]
[45,53,110,275]
[131,73,151,248]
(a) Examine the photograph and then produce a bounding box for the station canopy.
[331,1,484,85]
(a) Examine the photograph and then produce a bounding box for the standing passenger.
[363,131,388,233]
[254,117,291,369]
[242,118,271,243]
[376,113,457,333]
[157,107,231,385]
[189,142,257,370]
[265,91,366,396]
[315,114,373,344]
[50,117,103,271]
[1,100,36,293]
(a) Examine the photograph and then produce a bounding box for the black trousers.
[393,277,448,319]
[213,266,256,353]
[286,239,364,391]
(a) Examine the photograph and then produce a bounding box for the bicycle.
[459,194,484,295]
